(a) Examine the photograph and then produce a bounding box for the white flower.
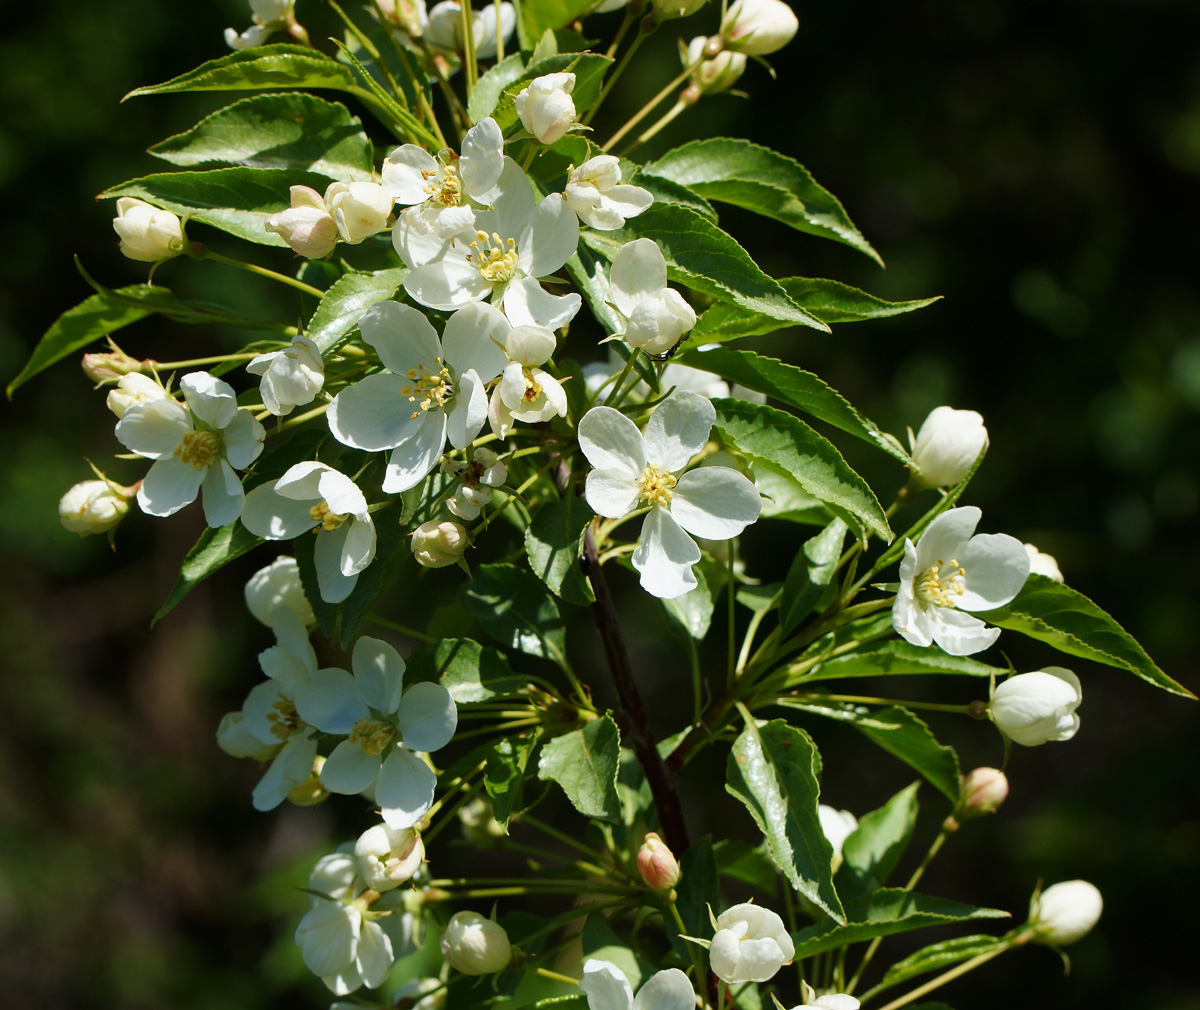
[565,156,653,231]
[709,902,794,983]
[112,198,184,262]
[719,0,799,55]
[578,959,694,1010]
[247,336,325,416]
[115,371,265,527]
[909,406,988,488]
[892,506,1029,656]
[265,185,340,258]
[790,996,860,1010]
[988,667,1082,746]
[1024,542,1064,582]
[106,372,168,419]
[818,805,858,872]
[383,118,504,242]
[489,324,568,437]
[442,447,506,520]
[579,391,761,598]
[608,239,697,355]
[216,710,279,761]
[426,0,515,59]
[326,181,394,244]
[402,159,582,330]
[515,73,578,145]
[440,911,512,974]
[327,301,508,492]
[241,463,377,604]
[1028,880,1103,946]
[685,36,746,95]
[295,636,457,828]
[411,519,470,568]
[355,822,425,891]
[245,556,316,627]
[58,479,133,535]
[225,0,294,48]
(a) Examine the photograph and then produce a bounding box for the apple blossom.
[82,346,145,383]
[326,181,394,244]
[956,767,1009,818]
[112,197,184,263]
[355,822,425,891]
[790,995,860,1010]
[988,667,1082,746]
[607,239,697,355]
[327,301,508,492]
[719,0,800,55]
[636,833,681,892]
[246,336,324,416]
[106,372,168,418]
[265,185,339,258]
[241,463,377,604]
[579,391,761,598]
[244,556,315,627]
[225,0,294,49]
[488,324,568,438]
[1024,542,1064,582]
[58,478,134,535]
[1027,880,1103,946]
[426,0,515,59]
[294,636,457,828]
[709,902,794,983]
[892,506,1029,656]
[440,911,512,974]
[515,73,578,145]
[685,36,747,96]
[818,805,858,872]
[565,156,653,231]
[909,406,989,489]
[115,371,265,528]
[578,959,695,1010]
[442,447,507,520]
[411,519,470,568]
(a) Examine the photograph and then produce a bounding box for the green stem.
[584,27,649,125]
[151,352,263,369]
[605,4,637,59]
[602,59,700,152]
[622,98,687,154]
[193,247,326,298]
[460,0,478,97]
[364,614,438,642]
[492,0,506,61]
[531,966,580,986]
[276,402,329,432]
[788,694,975,715]
[872,945,1009,1010]
[726,545,737,688]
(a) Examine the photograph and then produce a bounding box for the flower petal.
[585,467,641,518]
[376,746,437,828]
[524,193,579,278]
[577,406,646,472]
[223,409,266,469]
[355,919,395,990]
[321,739,383,794]
[929,607,1001,657]
[671,466,761,540]
[579,959,634,1010]
[296,668,370,733]
[442,302,510,383]
[915,506,980,570]
[201,459,245,528]
[138,456,205,518]
[502,276,581,330]
[328,372,423,451]
[446,368,488,449]
[181,372,238,429]
[956,533,1030,610]
[632,507,701,599]
[396,681,457,753]
[404,254,491,311]
[460,117,505,198]
[610,238,666,319]
[314,528,361,603]
[353,636,407,714]
[382,410,447,492]
[359,301,441,377]
[115,399,191,459]
[382,144,439,203]
[632,969,694,1010]
[643,390,715,472]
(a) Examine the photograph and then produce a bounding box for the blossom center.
[309,500,349,532]
[469,230,519,283]
[350,718,396,756]
[638,464,677,508]
[521,368,542,402]
[266,694,303,741]
[174,429,223,469]
[400,358,455,420]
[423,161,463,207]
[915,558,966,608]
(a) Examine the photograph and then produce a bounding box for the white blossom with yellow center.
[294,636,458,829]
[579,391,761,599]
[115,371,264,527]
[328,301,509,493]
[488,323,568,438]
[893,506,1030,656]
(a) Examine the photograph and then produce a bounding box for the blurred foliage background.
[0,1,1197,1008]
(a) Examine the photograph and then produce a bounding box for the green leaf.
[537,714,621,821]
[148,93,374,181]
[525,496,595,605]
[99,167,336,247]
[581,915,647,991]
[485,733,539,830]
[978,574,1193,698]
[837,781,920,900]
[469,52,528,123]
[629,169,718,221]
[461,563,567,663]
[714,839,779,892]
[306,268,408,353]
[668,838,721,961]
[692,277,940,344]
[564,247,622,335]
[489,53,613,135]
[803,640,1006,683]
[409,637,528,703]
[757,470,833,525]
[780,519,847,635]
[726,717,845,923]
[869,936,1007,999]
[581,204,829,330]
[124,44,359,100]
[518,0,596,50]
[661,568,714,640]
[790,888,1009,958]
[712,398,891,542]
[675,347,910,463]
[152,523,262,625]
[789,701,961,801]
[641,139,882,266]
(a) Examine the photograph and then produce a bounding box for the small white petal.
[296,668,370,733]
[353,636,407,714]
[579,960,634,1010]
[642,390,715,471]
[180,372,238,430]
[382,410,447,493]
[578,406,646,472]
[396,681,457,753]
[585,468,642,519]
[138,456,205,518]
[201,459,245,528]
[328,372,423,451]
[321,739,383,794]
[671,466,761,540]
[929,607,1001,657]
[377,747,437,828]
[359,301,441,377]
[956,533,1030,610]
[632,969,695,1010]
[632,508,701,599]
[610,238,666,319]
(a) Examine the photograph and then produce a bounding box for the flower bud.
[378,0,429,38]
[82,348,148,383]
[244,557,316,627]
[58,479,134,536]
[719,0,799,55]
[1024,542,1064,582]
[514,73,577,145]
[710,902,794,983]
[325,182,395,244]
[685,36,747,95]
[356,822,425,891]
[426,0,515,59]
[439,911,512,974]
[989,667,1081,747]
[411,520,470,568]
[653,0,709,21]
[113,197,185,263]
[246,336,325,416]
[637,832,681,891]
[106,372,169,419]
[625,288,698,355]
[287,755,330,806]
[956,767,1009,819]
[458,796,506,844]
[1028,880,1103,946]
[265,185,339,258]
[909,406,988,489]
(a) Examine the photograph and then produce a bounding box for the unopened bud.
[411,520,470,568]
[58,478,135,536]
[287,755,329,806]
[719,0,799,55]
[355,822,424,890]
[1028,880,1103,946]
[685,36,747,96]
[956,767,1009,819]
[458,796,506,845]
[82,348,148,383]
[113,197,185,263]
[637,831,681,891]
[440,911,512,974]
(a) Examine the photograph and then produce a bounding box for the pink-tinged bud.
[637,832,681,891]
[957,767,1009,819]
[81,349,149,383]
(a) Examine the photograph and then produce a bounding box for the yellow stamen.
[173,429,222,469]
[266,694,302,741]
[350,718,395,756]
[308,500,349,532]
[638,464,677,508]
[468,230,519,283]
[915,557,966,608]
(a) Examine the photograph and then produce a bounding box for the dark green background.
[0,1,1196,1008]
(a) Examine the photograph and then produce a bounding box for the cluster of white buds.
[265,181,393,258]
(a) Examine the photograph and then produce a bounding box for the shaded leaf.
[153,523,262,625]
[661,568,714,640]
[406,637,529,703]
[525,496,595,605]
[780,519,847,635]
[869,936,1007,999]
[537,715,621,821]
[837,781,920,900]
[803,640,1005,683]
[485,733,539,830]
[461,563,567,663]
[630,170,718,221]
[517,0,597,50]
[714,839,778,892]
